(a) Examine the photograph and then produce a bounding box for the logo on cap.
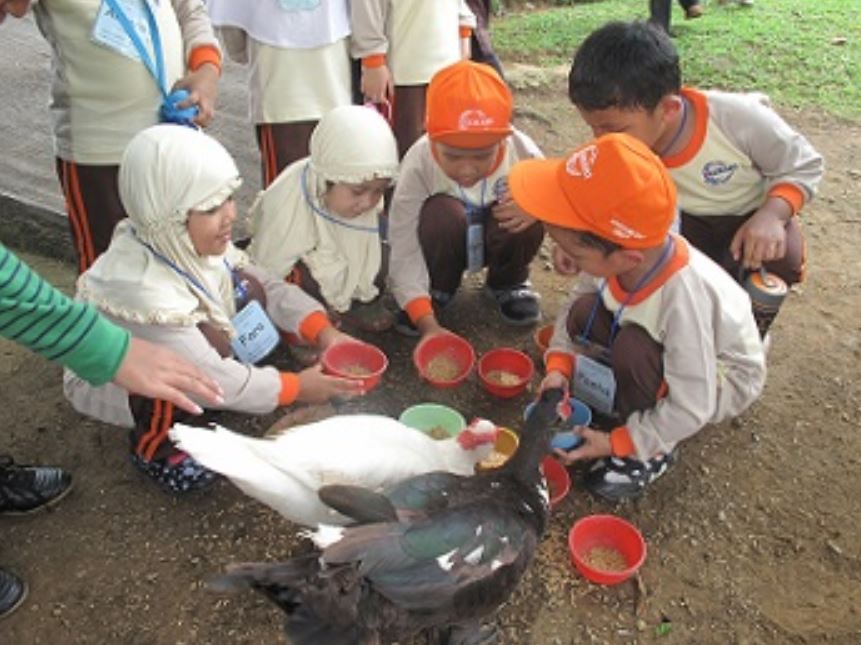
[609,218,646,241]
[458,109,495,131]
[565,145,599,179]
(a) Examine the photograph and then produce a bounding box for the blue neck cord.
[300,164,380,233]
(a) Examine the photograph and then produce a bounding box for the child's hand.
[491,199,536,233]
[552,244,579,276]
[0,0,32,24]
[460,36,472,60]
[316,327,357,351]
[553,427,612,465]
[296,365,363,403]
[538,370,569,394]
[361,65,393,104]
[172,63,220,127]
[416,314,446,338]
[729,198,792,269]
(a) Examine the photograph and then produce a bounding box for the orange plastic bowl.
[540,456,571,508]
[477,347,534,399]
[533,323,554,355]
[321,341,388,392]
[413,333,475,389]
[568,514,646,585]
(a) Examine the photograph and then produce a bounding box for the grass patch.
[492,0,861,119]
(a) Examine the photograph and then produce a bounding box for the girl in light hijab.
[64,124,362,493]
[248,105,399,332]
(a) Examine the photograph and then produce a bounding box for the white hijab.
[248,105,399,312]
[78,125,244,335]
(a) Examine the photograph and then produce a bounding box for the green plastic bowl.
[398,403,466,440]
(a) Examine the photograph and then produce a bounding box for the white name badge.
[91,0,156,62]
[572,354,617,416]
[466,222,484,273]
[230,300,280,365]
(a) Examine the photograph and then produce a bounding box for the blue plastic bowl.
[524,397,592,451]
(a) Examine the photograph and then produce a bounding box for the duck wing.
[318,484,399,524]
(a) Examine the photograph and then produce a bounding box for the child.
[4,0,222,272]
[510,133,766,501]
[351,0,476,158]
[567,20,824,336]
[64,125,363,493]
[207,0,354,186]
[248,105,399,332]
[387,60,545,337]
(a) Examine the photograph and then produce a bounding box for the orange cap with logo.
[425,60,513,149]
[508,133,677,249]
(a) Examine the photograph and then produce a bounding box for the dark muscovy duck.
[211,388,565,645]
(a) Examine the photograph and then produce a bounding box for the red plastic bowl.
[533,323,554,355]
[321,341,388,392]
[568,514,646,585]
[477,347,534,398]
[540,456,571,509]
[413,333,475,389]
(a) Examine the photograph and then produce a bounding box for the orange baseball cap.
[425,60,513,149]
[509,133,677,249]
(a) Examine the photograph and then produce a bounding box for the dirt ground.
[2,85,860,645]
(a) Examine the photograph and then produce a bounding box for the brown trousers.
[566,293,665,420]
[256,121,319,188]
[417,194,544,295]
[55,159,126,274]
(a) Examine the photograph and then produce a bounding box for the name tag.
[91,0,156,62]
[466,222,484,273]
[572,354,616,416]
[278,0,320,10]
[230,300,279,365]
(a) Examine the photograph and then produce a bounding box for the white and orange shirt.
[546,236,766,461]
[664,88,823,217]
[32,0,220,164]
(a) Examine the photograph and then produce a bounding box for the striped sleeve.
[0,244,131,386]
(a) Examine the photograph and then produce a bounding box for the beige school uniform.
[387,130,543,311]
[548,236,766,461]
[32,0,218,164]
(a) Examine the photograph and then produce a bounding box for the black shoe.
[130,451,217,494]
[394,310,420,337]
[0,568,27,619]
[583,451,675,502]
[0,456,73,515]
[486,282,541,326]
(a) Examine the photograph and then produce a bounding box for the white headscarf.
[248,105,399,312]
[78,125,244,335]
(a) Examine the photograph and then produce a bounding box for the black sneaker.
[394,310,420,337]
[0,568,27,619]
[130,451,217,494]
[486,282,541,326]
[0,456,73,516]
[583,451,675,502]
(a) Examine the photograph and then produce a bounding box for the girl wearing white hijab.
[248,105,399,332]
[64,124,362,493]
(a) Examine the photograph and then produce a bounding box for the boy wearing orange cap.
[510,133,766,501]
[388,60,545,336]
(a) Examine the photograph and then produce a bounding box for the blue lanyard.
[580,238,675,345]
[105,0,167,99]
[457,179,488,222]
[300,164,380,233]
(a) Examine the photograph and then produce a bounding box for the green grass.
[492,0,861,119]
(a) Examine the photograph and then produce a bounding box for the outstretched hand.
[172,63,220,127]
[113,338,224,415]
[296,365,364,403]
[553,427,612,465]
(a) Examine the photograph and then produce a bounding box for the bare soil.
[2,89,860,644]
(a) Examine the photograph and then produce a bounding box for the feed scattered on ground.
[425,425,450,440]
[583,546,628,572]
[425,355,461,381]
[485,369,522,386]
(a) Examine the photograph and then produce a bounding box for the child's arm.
[458,0,476,58]
[171,0,223,126]
[351,0,392,103]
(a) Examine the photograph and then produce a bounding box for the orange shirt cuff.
[362,54,387,69]
[610,426,636,458]
[188,45,222,74]
[459,26,473,38]
[298,311,331,345]
[405,297,433,325]
[278,372,301,406]
[768,183,805,216]
[544,352,574,380]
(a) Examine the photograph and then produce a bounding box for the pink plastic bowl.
[413,333,475,389]
[321,341,388,392]
[568,514,646,585]
[477,347,534,399]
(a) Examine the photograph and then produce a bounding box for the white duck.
[168,416,498,527]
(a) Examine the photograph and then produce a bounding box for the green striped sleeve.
[0,243,131,385]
